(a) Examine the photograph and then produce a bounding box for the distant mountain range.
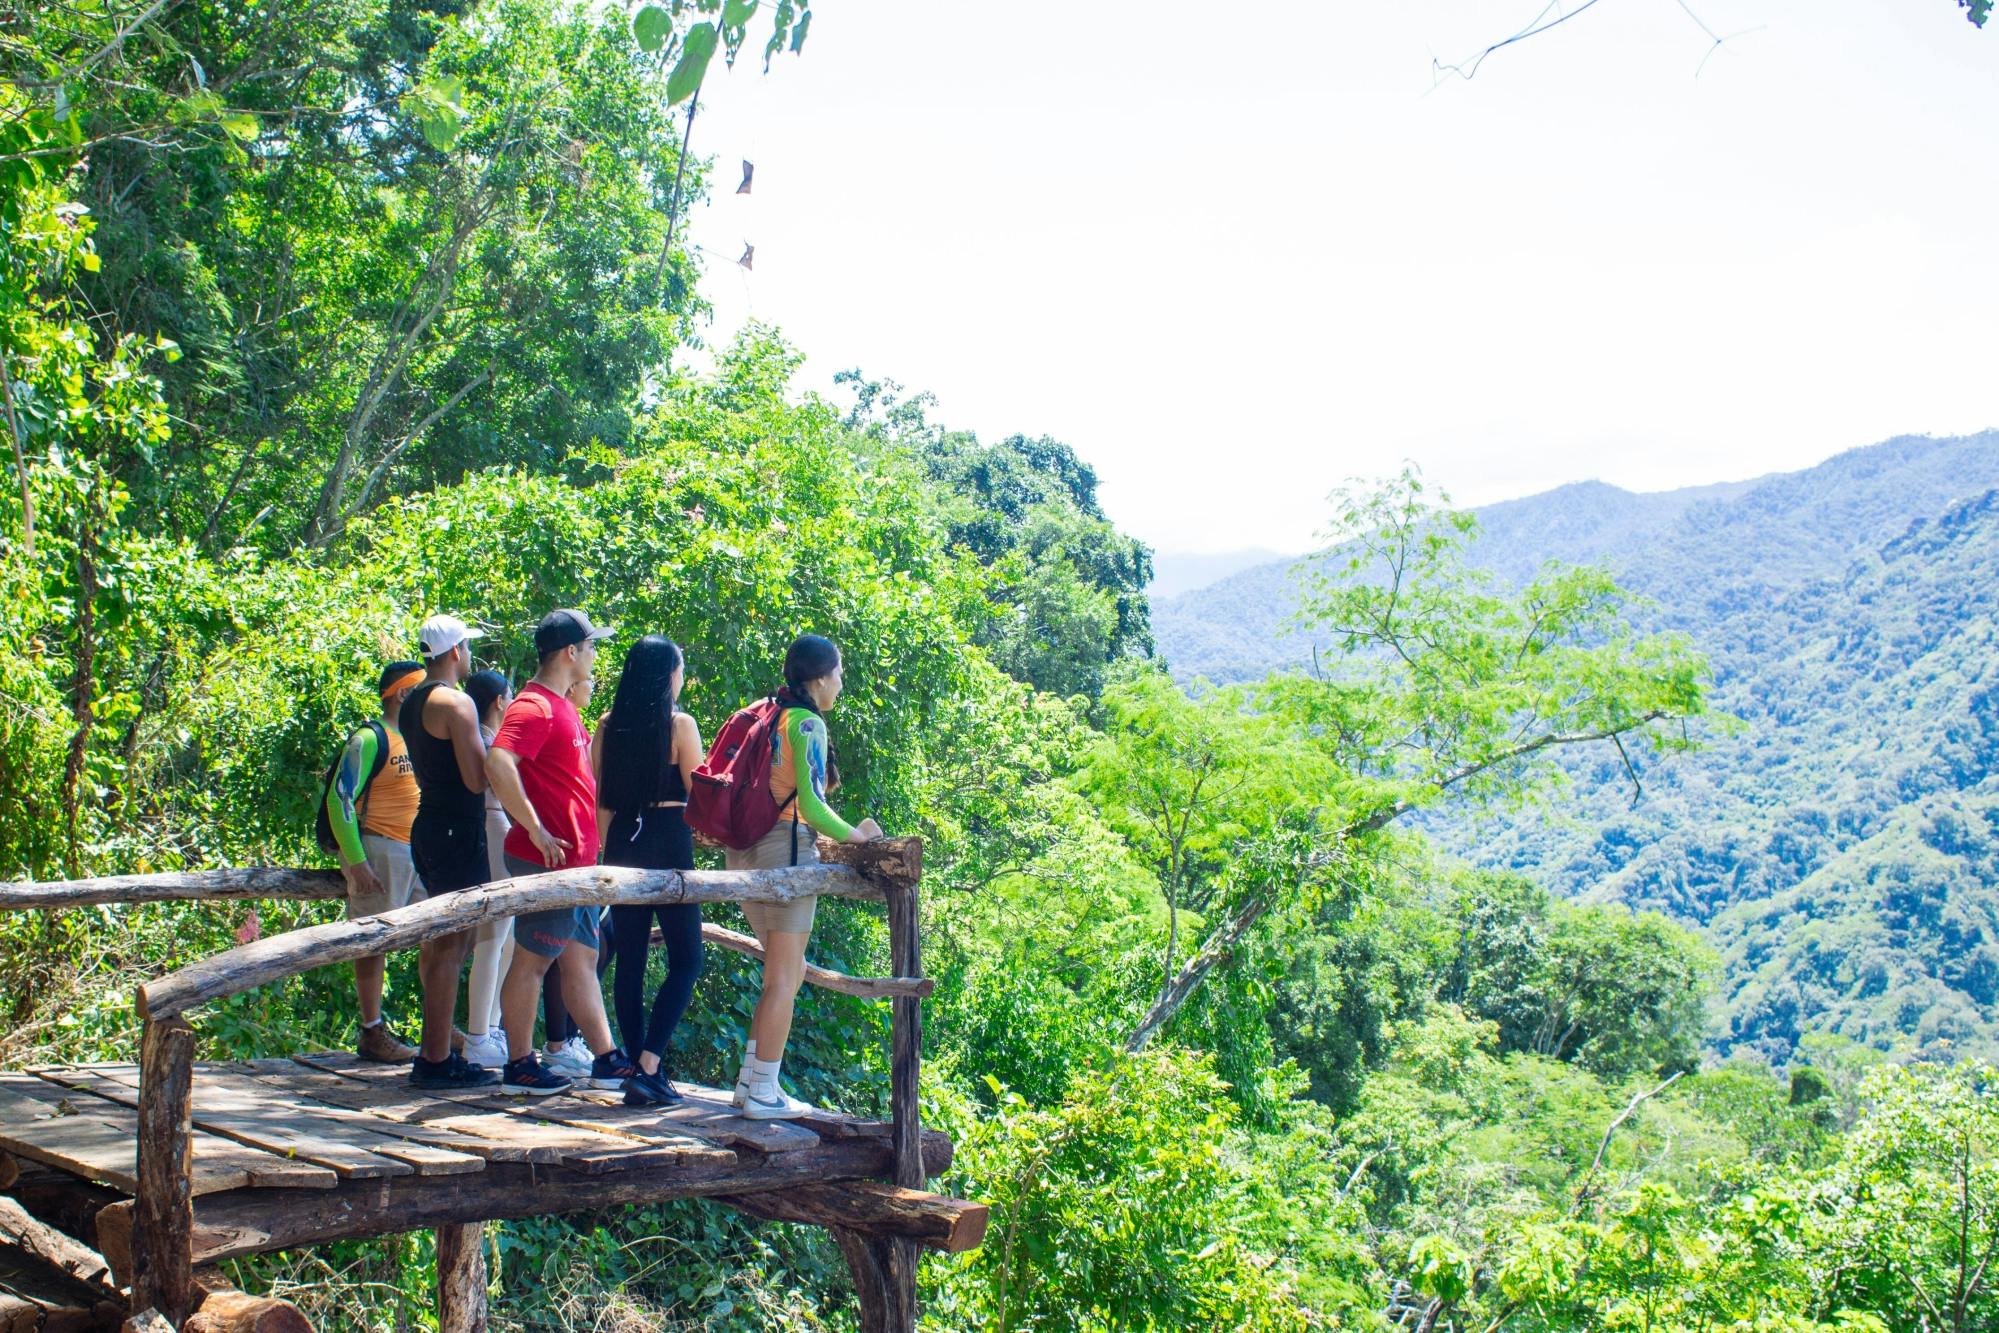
[1152,432,1999,1064]
[1147,548,1294,602]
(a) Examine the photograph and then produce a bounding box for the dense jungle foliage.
[4,2,1995,1330]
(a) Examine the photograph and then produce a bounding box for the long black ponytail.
[600,635,683,813]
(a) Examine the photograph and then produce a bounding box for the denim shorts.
[505,853,602,958]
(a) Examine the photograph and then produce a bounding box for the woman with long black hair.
[591,635,704,1107]
[730,633,881,1120]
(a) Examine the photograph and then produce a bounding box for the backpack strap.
[355,718,389,822]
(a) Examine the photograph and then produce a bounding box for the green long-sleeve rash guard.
[326,725,380,867]
[782,708,855,843]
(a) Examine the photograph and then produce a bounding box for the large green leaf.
[632,4,673,52]
[406,76,468,152]
[721,0,756,26]
[219,112,260,142]
[666,22,717,104]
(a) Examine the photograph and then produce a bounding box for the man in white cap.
[397,614,501,1088]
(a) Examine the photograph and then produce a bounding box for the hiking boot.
[410,1052,500,1090]
[588,1047,640,1091]
[623,1068,682,1107]
[461,1028,509,1070]
[358,1022,417,1064]
[501,1054,572,1097]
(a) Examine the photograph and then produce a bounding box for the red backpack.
[687,697,796,849]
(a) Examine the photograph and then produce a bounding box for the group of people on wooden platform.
[321,610,882,1119]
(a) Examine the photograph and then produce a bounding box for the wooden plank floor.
[1,1054,912,1199]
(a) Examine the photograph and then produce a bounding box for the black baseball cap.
[534,608,614,657]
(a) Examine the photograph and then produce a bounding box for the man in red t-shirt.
[488,609,639,1096]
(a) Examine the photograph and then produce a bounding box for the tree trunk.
[60,524,97,877]
[1125,891,1272,1052]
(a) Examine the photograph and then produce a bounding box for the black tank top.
[602,714,687,813]
[399,680,484,820]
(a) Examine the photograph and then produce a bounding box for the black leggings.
[610,902,703,1059]
[605,805,702,1060]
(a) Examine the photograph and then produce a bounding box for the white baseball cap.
[418,614,484,658]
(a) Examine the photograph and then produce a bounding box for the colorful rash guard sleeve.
[784,709,855,842]
[327,725,379,867]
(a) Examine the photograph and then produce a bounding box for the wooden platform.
[0,1053,975,1277]
[0,841,965,1331]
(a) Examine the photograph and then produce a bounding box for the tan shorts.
[727,821,819,935]
[346,834,418,919]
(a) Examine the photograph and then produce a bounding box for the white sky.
[680,0,1999,555]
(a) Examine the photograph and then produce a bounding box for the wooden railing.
[0,837,931,1332]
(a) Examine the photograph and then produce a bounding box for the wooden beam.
[97,1133,954,1268]
[1,1147,20,1189]
[139,862,885,1020]
[184,1278,313,1333]
[10,1175,124,1255]
[0,1197,118,1291]
[0,867,345,911]
[716,1181,987,1253]
[0,840,920,915]
[131,1017,196,1328]
[435,1223,486,1333]
[699,924,934,1000]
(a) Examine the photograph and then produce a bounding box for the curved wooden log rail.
[0,838,961,1333]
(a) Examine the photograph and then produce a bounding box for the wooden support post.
[131,1016,195,1328]
[435,1223,487,1333]
[831,1227,893,1333]
[882,852,924,1333]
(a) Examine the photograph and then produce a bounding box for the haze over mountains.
[1153,432,1999,1064]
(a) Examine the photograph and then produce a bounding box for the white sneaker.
[741,1082,816,1121]
[544,1035,592,1079]
[462,1029,508,1070]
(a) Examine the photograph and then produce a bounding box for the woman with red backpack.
[719,634,881,1120]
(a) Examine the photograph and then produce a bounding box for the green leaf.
[790,8,812,53]
[175,90,224,126]
[406,77,469,152]
[722,0,756,26]
[219,112,259,142]
[633,4,674,52]
[666,22,718,104]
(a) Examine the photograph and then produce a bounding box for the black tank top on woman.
[399,680,484,822]
[603,722,692,871]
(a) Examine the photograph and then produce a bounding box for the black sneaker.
[500,1054,573,1097]
[410,1052,500,1090]
[623,1067,682,1107]
[589,1047,640,1091]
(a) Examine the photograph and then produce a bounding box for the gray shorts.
[726,821,819,935]
[506,853,602,958]
[346,834,417,919]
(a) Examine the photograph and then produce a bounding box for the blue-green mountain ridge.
[1152,432,1999,1063]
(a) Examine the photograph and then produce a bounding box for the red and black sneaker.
[500,1053,573,1097]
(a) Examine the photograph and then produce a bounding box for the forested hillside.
[1157,435,1999,1064]
[5,3,1996,1330]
